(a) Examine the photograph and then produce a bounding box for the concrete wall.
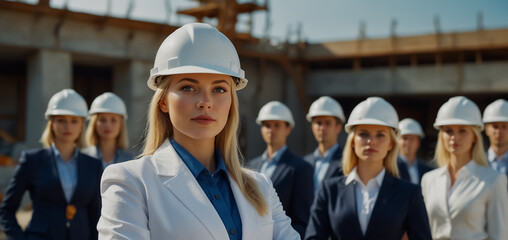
[306,61,508,97]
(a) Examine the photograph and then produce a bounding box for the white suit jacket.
[97,140,300,240]
[421,161,508,240]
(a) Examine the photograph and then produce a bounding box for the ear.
[159,98,169,113]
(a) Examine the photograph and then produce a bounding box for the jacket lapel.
[47,148,68,203]
[364,173,393,238]
[229,176,265,240]
[270,150,289,184]
[70,153,87,203]
[155,140,229,240]
[343,181,364,238]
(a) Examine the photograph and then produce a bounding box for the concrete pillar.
[24,50,72,149]
[113,60,152,155]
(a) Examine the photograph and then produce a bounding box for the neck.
[267,143,285,159]
[356,160,384,185]
[401,152,416,165]
[54,141,75,162]
[99,139,117,164]
[491,144,508,158]
[318,140,336,156]
[175,136,216,173]
[448,153,471,175]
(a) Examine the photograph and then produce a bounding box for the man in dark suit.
[303,96,346,194]
[248,101,313,238]
[397,118,433,185]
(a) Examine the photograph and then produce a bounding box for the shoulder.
[390,175,421,193]
[282,150,311,168]
[79,152,102,165]
[18,148,51,165]
[117,150,135,162]
[303,152,314,162]
[417,160,434,171]
[322,175,346,189]
[473,163,505,185]
[103,155,156,181]
[81,146,98,158]
[421,167,445,187]
[241,168,272,191]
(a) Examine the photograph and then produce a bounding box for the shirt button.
[230,229,235,235]
[214,194,220,199]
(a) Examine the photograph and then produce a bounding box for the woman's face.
[353,125,393,165]
[441,125,476,157]
[95,113,122,141]
[51,115,84,144]
[159,73,232,142]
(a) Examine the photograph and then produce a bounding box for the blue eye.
[213,87,226,93]
[181,86,194,92]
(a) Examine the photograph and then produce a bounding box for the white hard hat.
[256,101,295,128]
[434,96,483,130]
[399,118,425,138]
[345,97,399,134]
[45,89,88,119]
[147,23,247,91]
[483,99,508,123]
[306,96,346,123]
[89,92,128,119]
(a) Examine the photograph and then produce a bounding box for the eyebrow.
[176,78,231,86]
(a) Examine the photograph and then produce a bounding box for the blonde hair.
[40,117,85,148]
[85,114,129,150]
[434,126,487,167]
[342,126,400,177]
[142,76,268,216]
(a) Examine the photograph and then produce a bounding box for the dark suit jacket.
[397,156,434,184]
[248,149,314,238]
[304,145,344,189]
[0,148,103,240]
[305,173,432,240]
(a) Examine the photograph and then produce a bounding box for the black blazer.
[304,145,344,188]
[0,148,103,240]
[305,173,432,240]
[248,149,314,238]
[397,156,434,184]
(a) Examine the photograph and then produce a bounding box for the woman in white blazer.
[82,92,133,168]
[421,96,508,240]
[97,23,300,240]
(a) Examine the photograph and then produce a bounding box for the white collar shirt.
[345,167,386,235]
[487,147,508,175]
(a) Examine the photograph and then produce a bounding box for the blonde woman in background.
[82,92,133,168]
[97,23,299,240]
[305,97,431,240]
[421,96,508,240]
[0,89,102,240]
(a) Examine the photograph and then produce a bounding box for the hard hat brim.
[45,109,87,119]
[148,65,248,91]
[89,109,127,120]
[433,118,484,130]
[483,117,508,124]
[345,119,399,134]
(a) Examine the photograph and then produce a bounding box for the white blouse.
[421,161,508,240]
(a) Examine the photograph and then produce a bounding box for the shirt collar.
[262,145,287,164]
[313,143,339,159]
[170,139,227,178]
[487,147,508,163]
[51,144,78,163]
[440,160,476,178]
[345,166,386,186]
[398,154,419,168]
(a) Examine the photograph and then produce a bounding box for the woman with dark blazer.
[305,97,432,240]
[0,89,103,240]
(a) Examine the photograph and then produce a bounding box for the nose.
[197,92,212,110]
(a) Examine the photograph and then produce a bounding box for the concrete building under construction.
[0,0,507,168]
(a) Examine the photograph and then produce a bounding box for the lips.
[192,115,215,125]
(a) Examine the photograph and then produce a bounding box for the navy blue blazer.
[248,149,314,238]
[397,157,434,184]
[304,146,344,186]
[0,148,103,240]
[305,173,432,240]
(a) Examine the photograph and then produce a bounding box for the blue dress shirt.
[96,145,120,169]
[170,139,242,240]
[260,145,287,178]
[487,147,508,175]
[51,145,79,203]
[312,144,339,194]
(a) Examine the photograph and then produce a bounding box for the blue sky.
[47,0,508,43]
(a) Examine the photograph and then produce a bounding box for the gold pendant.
[66,204,76,220]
